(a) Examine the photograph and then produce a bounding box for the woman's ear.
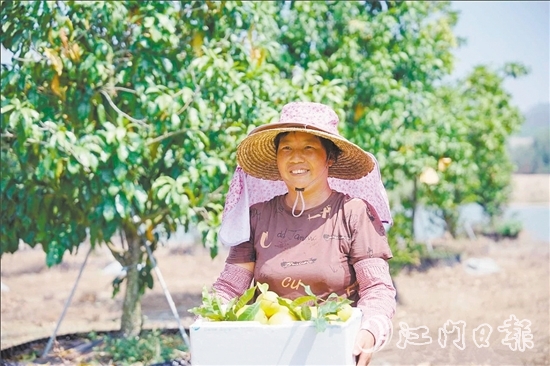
[327,152,335,166]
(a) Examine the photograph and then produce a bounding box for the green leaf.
[171,113,181,127]
[97,104,106,123]
[108,184,120,197]
[133,186,148,213]
[290,295,316,308]
[103,201,116,222]
[234,286,256,311]
[0,104,15,114]
[300,283,316,297]
[300,305,312,321]
[162,58,173,73]
[115,194,128,218]
[157,184,172,201]
[46,241,63,267]
[237,301,261,321]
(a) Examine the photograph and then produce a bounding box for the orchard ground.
[1,174,549,365]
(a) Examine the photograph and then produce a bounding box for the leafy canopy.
[1,0,525,275]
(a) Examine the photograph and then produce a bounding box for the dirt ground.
[1,174,549,365]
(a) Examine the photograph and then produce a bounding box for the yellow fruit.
[325,313,341,323]
[337,304,353,322]
[278,305,291,314]
[268,309,297,325]
[236,305,269,324]
[257,291,281,317]
[256,309,269,324]
[309,306,318,319]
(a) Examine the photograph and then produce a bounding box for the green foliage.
[495,219,522,239]
[189,282,352,333]
[510,103,550,173]
[1,0,525,336]
[479,217,523,240]
[97,329,187,365]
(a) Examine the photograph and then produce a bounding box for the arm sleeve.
[349,201,393,265]
[212,263,254,302]
[226,240,256,264]
[353,257,396,349]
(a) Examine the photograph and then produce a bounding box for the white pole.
[144,242,191,350]
[42,246,92,358]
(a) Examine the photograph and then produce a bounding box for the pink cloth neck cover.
[219,154,392,247]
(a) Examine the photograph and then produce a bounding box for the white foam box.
[189,308,362,365]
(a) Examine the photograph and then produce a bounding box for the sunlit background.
[1,1,548,365]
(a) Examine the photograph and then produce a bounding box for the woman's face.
[276,132,330,190]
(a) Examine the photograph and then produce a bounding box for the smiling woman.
[275,131,335,216]
[211,101,397,366]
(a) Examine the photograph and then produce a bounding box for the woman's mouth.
[291,169,308,175]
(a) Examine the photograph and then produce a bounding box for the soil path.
[2,234,548,365]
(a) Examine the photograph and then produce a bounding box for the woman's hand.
[353,329,375,366]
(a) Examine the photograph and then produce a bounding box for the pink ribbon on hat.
[219,154,393,247]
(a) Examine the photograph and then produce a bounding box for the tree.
[417,64,527,235]
[270,1,524,240]
[0,0,344,336]
[1,0,525,337]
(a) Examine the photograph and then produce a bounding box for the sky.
[2,1,548,113]
[450,1,549,113]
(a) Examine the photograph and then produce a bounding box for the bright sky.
[450,1,550,113]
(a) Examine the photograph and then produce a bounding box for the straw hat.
[236,102,375,180]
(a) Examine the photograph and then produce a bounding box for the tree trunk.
[120,234,143,337]
[443,209,459,238]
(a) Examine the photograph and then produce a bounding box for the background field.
[1,174,549,365]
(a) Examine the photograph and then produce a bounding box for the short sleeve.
[349,201,393,265]
[225,204,260,264]
[226,240,255,263]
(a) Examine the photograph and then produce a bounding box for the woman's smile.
[276,132,331,194]
[290,168,309,175]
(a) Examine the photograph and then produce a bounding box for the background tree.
[266,0,524,249]
[0,0,343,337]
[417,64,527,235]
[1,0,525,337]
[509,102,550,174]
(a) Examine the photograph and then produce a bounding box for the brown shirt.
[226,191,392,304]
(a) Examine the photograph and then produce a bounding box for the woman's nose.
[288,149,304,162]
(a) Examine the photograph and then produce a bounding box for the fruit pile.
[189,283,354,332]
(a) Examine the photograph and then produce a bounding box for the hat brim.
[236,124,375,181]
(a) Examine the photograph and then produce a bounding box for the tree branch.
[113,86,138,94]
[106,240,128,266]
[135,207,171,225]
[146,84,201,146]
[175,85,200,115]
[147,129,188,146]
[99,89,150,128]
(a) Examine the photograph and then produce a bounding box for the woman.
[213,102,396,366]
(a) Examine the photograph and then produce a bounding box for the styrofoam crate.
[190,308,362,365]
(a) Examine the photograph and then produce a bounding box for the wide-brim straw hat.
[237,102,375,181]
